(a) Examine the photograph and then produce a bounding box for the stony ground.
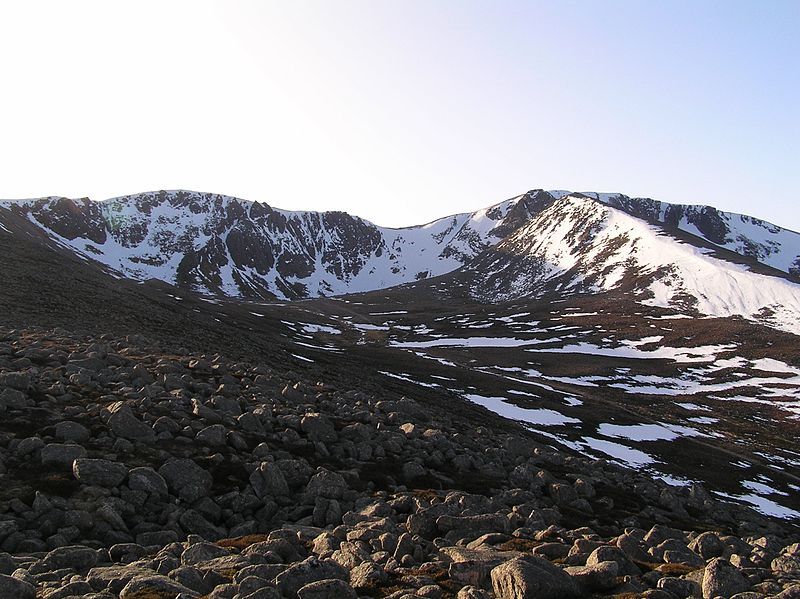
[0,326,798,599]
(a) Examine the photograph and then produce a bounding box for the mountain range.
[2,188,800,333]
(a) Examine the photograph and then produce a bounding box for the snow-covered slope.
[0,190,529,299]
[465,194,800,334]
[591,192,800,276]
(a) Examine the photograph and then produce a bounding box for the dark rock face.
[27,197,108,244]
[686,206,728,245]
[790,257,800,278]
[604,194,664,222]
[319,211,384,280]
[489,190,556,238]
[226,222,276,275]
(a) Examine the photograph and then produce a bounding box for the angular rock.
[658,576,701,598]
[41,443,87,467]
[303,469,347,503]
[119,573,199,598]
[182,542,231,565]
[350,561,388,590]
[127,467,168,497]
[565,560,619,592]
[179,509,225,540]
[158,458,212,503]
[458,586,493,599]
[86,564,155,593]
[300,414,337,443]
[0,388,28,410]
[275,557,349,597]
[331,541,371,570]
[0,574,35,599]
[107,404,155,441]
[43,580,95,598]
[250,462,290,499]
[0,371,30,390]
[587,545,640,576]
[702,557,749,599]
[443,547,522,588]
[41,545,98,571]
[297,578,357,599]
[196,424,228,446]
[55,421,91,443]
[689,531,725,560]
[73,459,128,487]
[773,554,800,574]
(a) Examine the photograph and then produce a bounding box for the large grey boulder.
[40,545,98,571]
[73,459,128,487]
[297,578,357,599]
[107,403,155,441]
[491,556,581,599]
[41,443,86,467]
[127,467,168,497]
[702,558,749,599]
[689,531,725,560]
[442,547,521,588]
[158,458,212,503]
[0,371,31,390]
[55,421,90,443]
[0,388,28,410]
[303,469,347,503]
[119,573,199,598]
[249,462,290,499]
[0,574,35,599]
[565,560,619,592]
[275,557,349,597]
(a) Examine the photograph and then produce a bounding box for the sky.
[0,1,797,229]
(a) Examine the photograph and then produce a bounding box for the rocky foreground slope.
[0,326,798,599]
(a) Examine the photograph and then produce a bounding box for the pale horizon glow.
[0,1,797,229]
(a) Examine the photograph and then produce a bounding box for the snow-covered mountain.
[2,187,800,333]
[0,190,528,300]
[464,193,800,334]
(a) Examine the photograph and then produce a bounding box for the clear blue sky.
[0,1,797,229]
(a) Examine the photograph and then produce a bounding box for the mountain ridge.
[2,187,800,334]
